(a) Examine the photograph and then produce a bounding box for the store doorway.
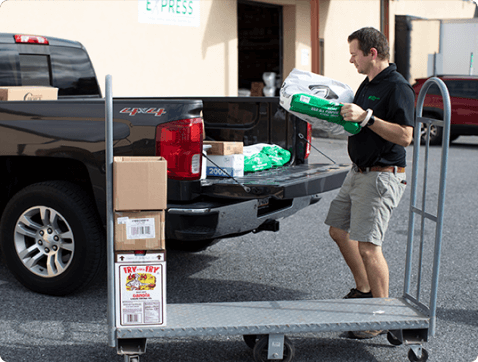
[237,0,283,96]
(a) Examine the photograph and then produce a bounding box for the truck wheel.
[0,181,105,296]
[420,113,442,145]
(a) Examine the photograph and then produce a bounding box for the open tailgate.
[200,163,350,199]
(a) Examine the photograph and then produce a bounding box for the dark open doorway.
[237,0,283,96]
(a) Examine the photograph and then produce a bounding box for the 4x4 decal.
[120,108,166,116]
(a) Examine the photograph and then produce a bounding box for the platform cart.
[105,76,451,362]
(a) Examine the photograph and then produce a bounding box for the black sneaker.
[343,288,373,299]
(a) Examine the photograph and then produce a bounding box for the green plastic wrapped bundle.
[261,145,291,167]
[244,152,272,172]
[289,93,362,135]
[244,145,291,173]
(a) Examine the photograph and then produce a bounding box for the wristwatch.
[367,115,375,127]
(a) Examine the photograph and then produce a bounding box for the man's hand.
[340,103,367,123]
[341,103,413,146]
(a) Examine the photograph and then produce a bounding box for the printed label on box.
[126,218,155,240]
[206,154,244,177]
[116,262,166,327]
[116,252,165,263]
[206,166,237,177]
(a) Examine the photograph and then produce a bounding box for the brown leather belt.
[354,165,406,173]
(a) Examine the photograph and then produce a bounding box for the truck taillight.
[14,35,49,45]
[155,118,203,180]
[305,123,312,159]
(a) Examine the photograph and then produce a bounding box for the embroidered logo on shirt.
[368,96,380,101]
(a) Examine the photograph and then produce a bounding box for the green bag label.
[289,93,362,135]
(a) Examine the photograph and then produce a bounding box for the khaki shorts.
[324,168,407,246]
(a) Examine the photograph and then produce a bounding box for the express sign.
[138,0,200,27]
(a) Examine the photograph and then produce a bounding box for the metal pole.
[428,79,451,336]
[416,131,431,301]
[470,52,474,76]
[105,75,116,348]
[411,77,450,337]
[403,110,420,296]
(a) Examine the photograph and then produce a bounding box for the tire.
[420,114,442,145]
[244,334,266,349]
[408,347,429,362]
[387,331,403,346]
[0,181,105,296]
[252,335,295,362]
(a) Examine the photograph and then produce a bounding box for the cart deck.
[105,76,451,362]
[117,297,428,339]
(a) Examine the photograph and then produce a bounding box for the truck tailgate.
[200,163,350,199]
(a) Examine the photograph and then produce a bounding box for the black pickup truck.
[0,33,349,296]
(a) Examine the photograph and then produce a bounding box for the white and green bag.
[280,69,361,136]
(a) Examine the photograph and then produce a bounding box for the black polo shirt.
[348,63,415,168]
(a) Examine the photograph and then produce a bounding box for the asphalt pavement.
[0,136,477,362]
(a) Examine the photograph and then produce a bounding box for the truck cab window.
[50,47,100,97]
[0,48,21,86]
[19,54,51,86]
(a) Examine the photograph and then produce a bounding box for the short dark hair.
[348,27,390,60]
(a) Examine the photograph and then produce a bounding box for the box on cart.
[0,86,58,101]
[114,210,165,251]
[115,250,166,328]
[206,154,244,177]
[113,156,167,211]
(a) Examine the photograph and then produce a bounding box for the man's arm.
[340,103,413,147]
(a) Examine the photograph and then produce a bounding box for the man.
[324,27,415,339]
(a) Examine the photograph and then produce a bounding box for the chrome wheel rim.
[14,206,75,278]
[421,123,438,141]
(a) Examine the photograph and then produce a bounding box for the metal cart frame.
[104,76,451,362]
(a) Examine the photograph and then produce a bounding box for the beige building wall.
[320,1,382,92]
[409,20,441,83]
[0,0,238,97]
[320,0,476,92]
[0,0,476,96]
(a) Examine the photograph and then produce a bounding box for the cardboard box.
[115,255,166,327]
[114,156,167,211]
[115,211,165,251]
[203,141,243,155]
[251,82,264,97]
[0,86,58,101]
[206,154,244,177]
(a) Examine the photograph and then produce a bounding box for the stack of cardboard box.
[113,156,167,328]
[204,141,244,177]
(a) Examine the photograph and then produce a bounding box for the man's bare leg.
[329,226,371,293]
[359,242,389,298]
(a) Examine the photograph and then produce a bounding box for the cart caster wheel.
[252,335,295,362]
[244,334,266,349]
[408,347,429,362]
[123,356,140,362]
[387,332,403,346]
